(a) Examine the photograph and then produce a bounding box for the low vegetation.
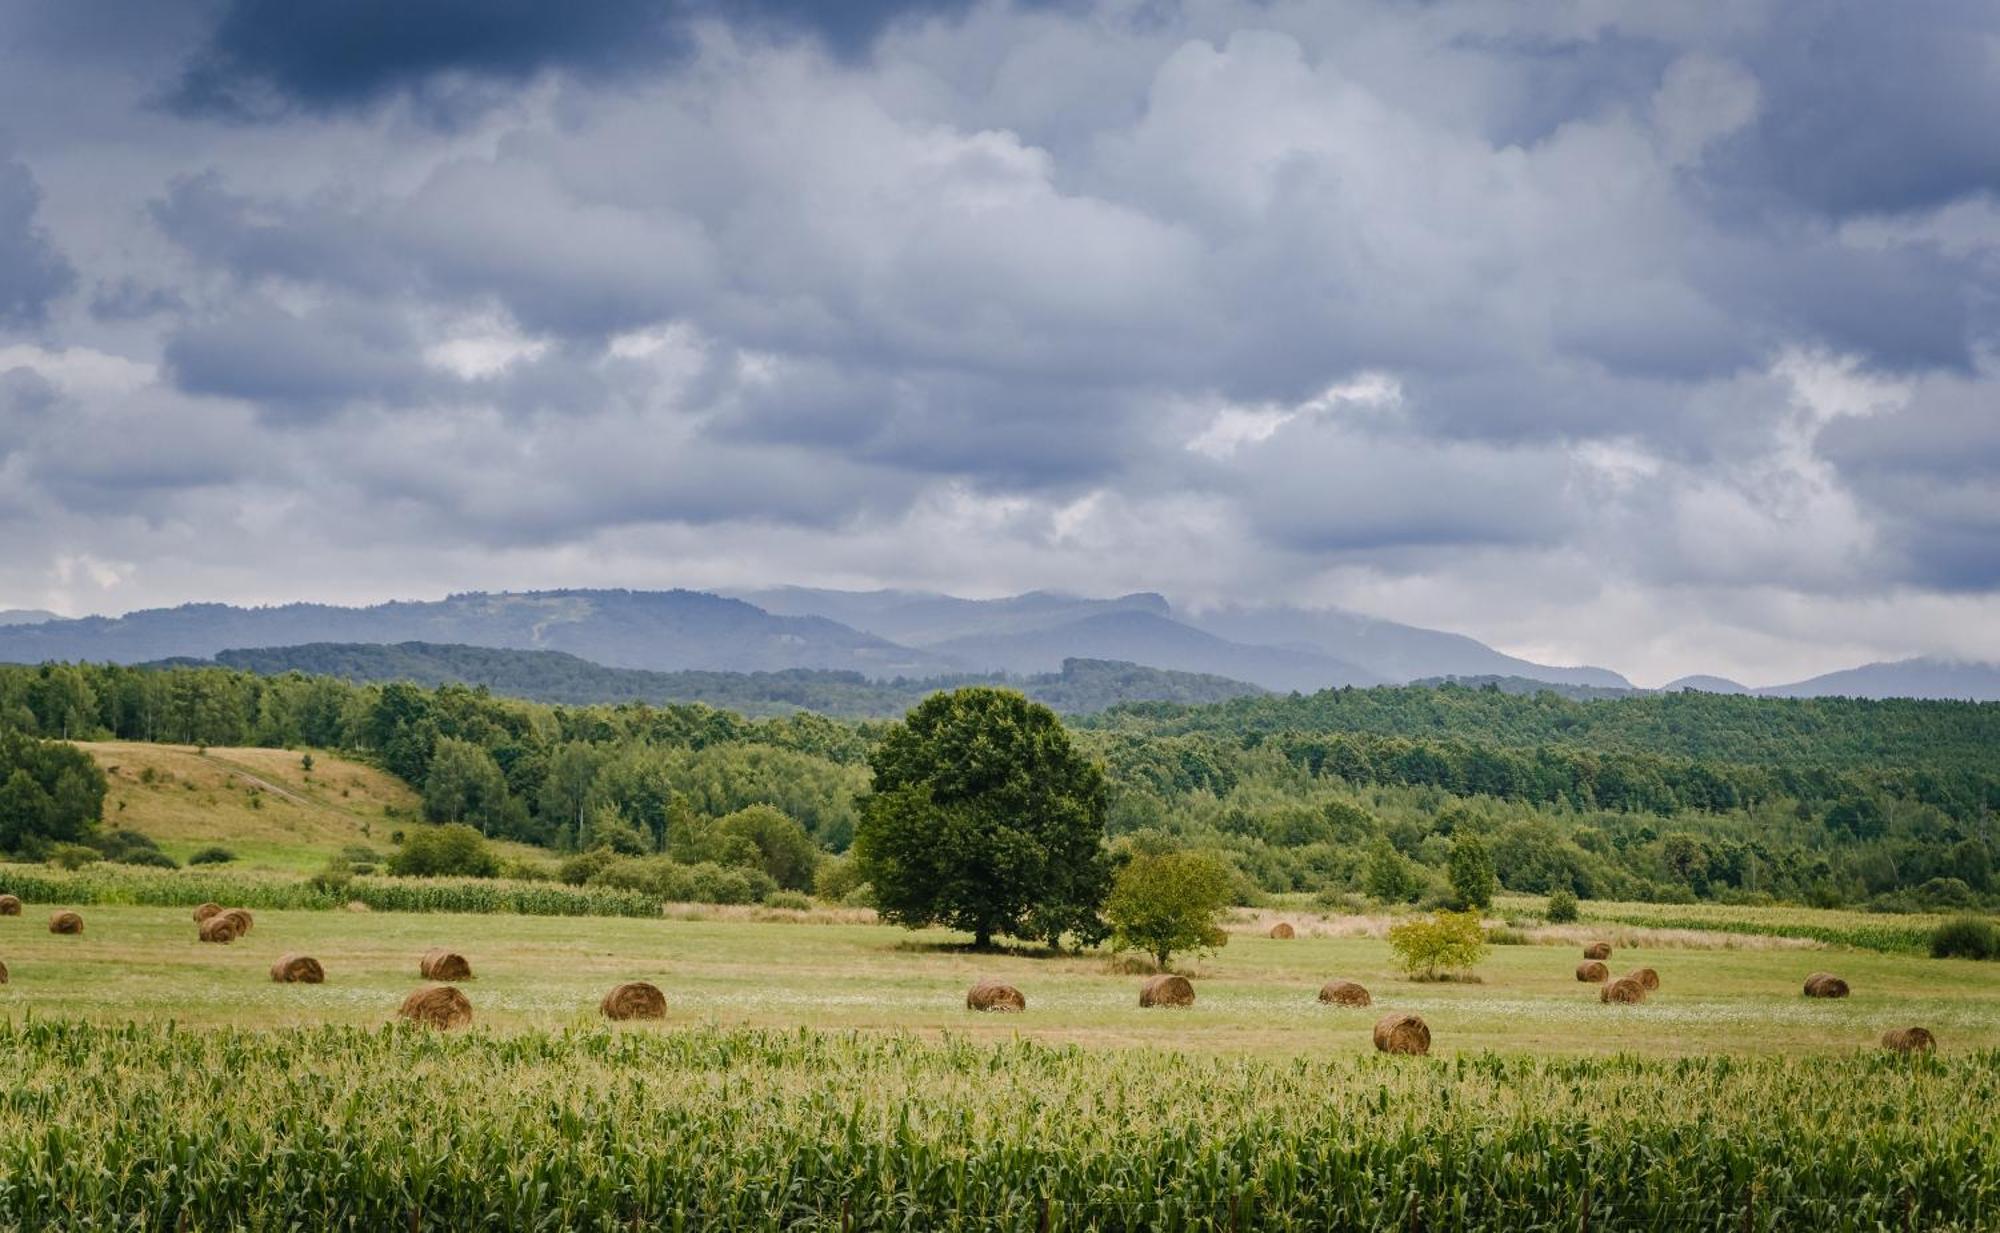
[1,1021,1995,1229]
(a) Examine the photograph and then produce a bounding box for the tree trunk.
[975,928,993,950]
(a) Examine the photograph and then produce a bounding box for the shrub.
[500,858,553,882]
[48,843,102,871]
[559,847,618,886]
[112,849,179,870]
[1915,878,1975,909]
[765,891,813,911]
[309,858,353,895]
[1546,888,1580,923]
[1448,835,1497,910]
[1387,909,1488,980]
[388,824,500,879]
[187,846,237,866]
[1930,915,1999,960]
[814,854,864,902]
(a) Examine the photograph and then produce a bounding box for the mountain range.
[1,590,1996,702]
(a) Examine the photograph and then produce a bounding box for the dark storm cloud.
[1712,1,2000,219]
[0,152,75,330]
[167,0,1051,116]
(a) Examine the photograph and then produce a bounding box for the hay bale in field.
[270,954,325,984]
[1575,960,1609,983]
[197,914,240,944]
[966,979,1026,1012]
[1317,979,1371,1007]
[191,902,223,924]
[344,900,371,913]
[1268,922,1296,939]
[1881,1026,1935,1053]
[397,984,472,1030]
[1600,976,1647,1004]
[1803,972,1849,999]
[1627,967,1660,992]
[419,948,472,981]
[600,981,668,1021]
[0,893,21,916]
[1372,1013,1430,1055]
[1582,941,1612,961]
[48,911,82,935]
[214,908,253,937]
[1139,974,1195,1007]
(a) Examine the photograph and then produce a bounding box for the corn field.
[0,863,660,918]
[0,1020,1994,1230]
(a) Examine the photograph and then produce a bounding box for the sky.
[0,0,1996,688]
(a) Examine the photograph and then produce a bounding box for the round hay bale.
[1881,1026,1935,1054]
[1139,974,1195,1008]
[0,893,22,916]
[419,948,472,981]
[1627,967,1660,992]
[270,954,325,984]
[197,914,240,944]
[1600,976,1647,1004]
[600,981,668,1021]
[1372,1012,1430,1055]
[1803,972,1849,999]
[1317,979,1372,1007]
[1268,922,1296,939]
[191,902,223,924]
[48,911,82,935]
[1582,941,1612,961]
[966,979,1026,1012]
[398,984,472,1030]
[219,908,254,936]
[1575,960,1609,983]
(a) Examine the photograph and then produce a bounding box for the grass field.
[4,902,1996,1055]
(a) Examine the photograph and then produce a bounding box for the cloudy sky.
[1,0,1996,686]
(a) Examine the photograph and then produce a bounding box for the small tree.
[1448,834,1496,910]
[1105,850,1234,970]
[1363,837,1423,903]
[1386,909,1488,980]
[1546,887,1580,923]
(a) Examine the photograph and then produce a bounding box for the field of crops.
[0,863,657,917]
[1,1019,1994,1230]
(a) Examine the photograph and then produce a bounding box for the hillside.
[79,741,540,874]
[197,643,1267,716]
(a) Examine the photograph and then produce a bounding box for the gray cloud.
[0,152,75,330]
[0,0,1998,684]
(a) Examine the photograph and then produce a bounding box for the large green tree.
[854,688,1110,948]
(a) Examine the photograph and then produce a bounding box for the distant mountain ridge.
[173,642,1267,717]
[2,587,1994,701]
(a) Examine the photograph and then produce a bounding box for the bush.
[1930,915,1999,960]
[388,824,500,879]
[1546,888,1580,923]
[1915,878,1975,909]
[112,849,179,870]
[48,843,102,871]
[814,854,865,902]
[187,846,237,866]
[1387,909,1488,980]
[765,891,813,911]
[501,858,553,882]
[559,847,618,887]
[309,858,353,895]
[588,857,776,905]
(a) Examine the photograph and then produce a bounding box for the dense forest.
[184,643,1265,717]
[0,661,1993,913]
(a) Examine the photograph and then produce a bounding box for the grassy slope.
[80,742,546,873]
[3,903,1997,1054]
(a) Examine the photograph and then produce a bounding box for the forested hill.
[181,643,1266,716]
[1089,684,2000,772]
